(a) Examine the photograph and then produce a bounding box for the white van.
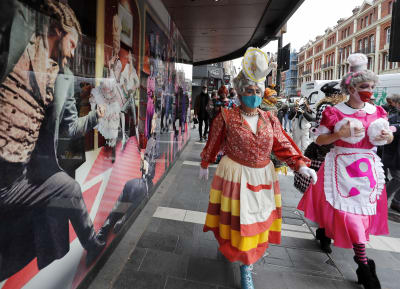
[374,73,400,105]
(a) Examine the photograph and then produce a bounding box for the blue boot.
[240,265,255,289]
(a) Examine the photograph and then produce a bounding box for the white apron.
[240,162,277,229]
[324,147,385,215]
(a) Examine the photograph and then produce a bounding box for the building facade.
[297,0,399,89]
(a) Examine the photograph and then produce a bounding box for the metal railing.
[321,62,334,69]
[356,47,375,54]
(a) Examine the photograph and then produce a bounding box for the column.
[378,2,382,20]
[311,58,315,81]
[354,18,358,34]
[375,24,381,74]
[95,0,105,149]
[334,46,339,79]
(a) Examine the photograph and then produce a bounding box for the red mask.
[358,91,373,102]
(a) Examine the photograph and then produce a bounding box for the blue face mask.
[241,95,262,108]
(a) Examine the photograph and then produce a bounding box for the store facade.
[0,0,192,288]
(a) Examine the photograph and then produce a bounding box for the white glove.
[199,167,209,181]
[298,166,318,185]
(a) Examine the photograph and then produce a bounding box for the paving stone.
[139,249,189,279]
[374,266,400,289]
[388,219,400,238]
[164,277,217,289]
[282,208,303,219]
[197,199,210,212]
[252,270,288,288]
[282,197,302,208]
[175,236,219,260]
[186,256,237,288]
[157,218,195,238]
[278,236,321,251]
[146,217,162,232]
[282,217,305,226]
[123,247,147,271]
[170,195,200,211]
[280,272,358,289]
[137,230,178,252]
[254,245,294,268]
[112,271,166,289]
[286,248,341,277]
[194,223,216,241]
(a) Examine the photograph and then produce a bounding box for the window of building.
[370,35,375,52]
[386,27,391,44]
[358,39,362,51]
[361,18,364,28]
[384,53,389,70]
[389,1,393,14]
[365,15,369,27]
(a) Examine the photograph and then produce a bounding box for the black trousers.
[173,116,183,133]
[0,162,96,273]
[198,117,209,138]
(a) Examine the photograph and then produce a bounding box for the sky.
[232,0,366,72]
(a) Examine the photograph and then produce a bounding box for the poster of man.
[0,0,106,281]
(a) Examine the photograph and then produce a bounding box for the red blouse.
[200,107,310,169]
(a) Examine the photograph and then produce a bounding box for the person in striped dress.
[199,47,317,289]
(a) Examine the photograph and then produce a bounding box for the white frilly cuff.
[368,118,391,146]
[334,117,365,144]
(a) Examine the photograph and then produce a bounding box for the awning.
[162,0,304,65]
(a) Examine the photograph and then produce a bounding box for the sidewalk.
[88,127,400,289]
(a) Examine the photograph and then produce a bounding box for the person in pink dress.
[298,54,394,289]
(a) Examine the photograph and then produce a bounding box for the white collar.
[335,102,376,115]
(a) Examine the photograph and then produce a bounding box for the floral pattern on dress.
[201,107,310,169]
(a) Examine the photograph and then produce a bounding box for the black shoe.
[85,235,106,267]
[199,137,203,142]
[354,257,381,289]
[97,219,112,243]
[316,228,332,254]
[113,215,127,234]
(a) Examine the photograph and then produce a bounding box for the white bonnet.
[348,53,368,72]
[233,47,269,93]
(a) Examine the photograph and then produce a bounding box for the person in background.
[381,94,400,218]
[289,98,315,152]
[206,90,219,123]
[199,47,316,289]
[382,96,397,115]
[194,85,210,141]
[229,87,240,106]
[216,85,235,111]
[281,103,291,132]
[260,87,278,115]
[298,53,393,289]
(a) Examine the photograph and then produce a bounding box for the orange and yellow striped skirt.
[203,156,282,265]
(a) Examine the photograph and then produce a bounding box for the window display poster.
[0,1,191,289]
